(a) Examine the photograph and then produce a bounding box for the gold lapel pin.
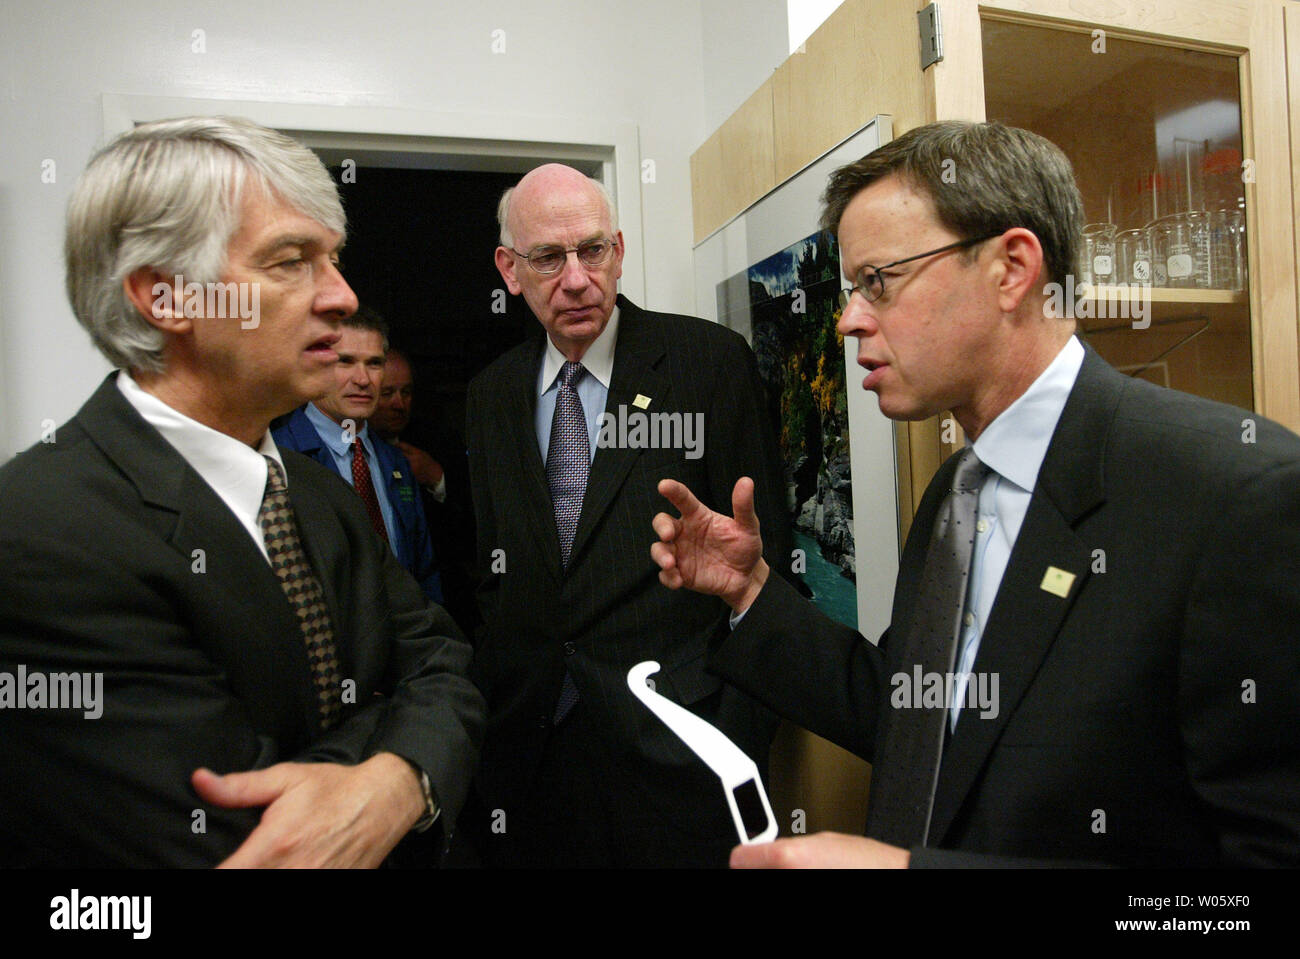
[392,470,402,480]
[1039,566,1076,598]
[633,394,651,409]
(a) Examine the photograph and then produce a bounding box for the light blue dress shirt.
[304,402,399,546]
[535,307,620,464]
[950,335,1085,730]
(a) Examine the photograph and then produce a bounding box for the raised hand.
[394,440,444,489]
[651,477,769,613]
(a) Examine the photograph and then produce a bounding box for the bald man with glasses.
[460,164,795,868]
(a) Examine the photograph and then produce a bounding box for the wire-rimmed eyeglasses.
[837,233,1001,308]
[509,237,619,275]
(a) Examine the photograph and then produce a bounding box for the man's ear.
[611,230,625,282]
[993,228,1044,314]
[495,246,522,295]
[123,267,192,334]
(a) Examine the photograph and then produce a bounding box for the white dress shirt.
[116,371,284,563]
[951,335,1085,729]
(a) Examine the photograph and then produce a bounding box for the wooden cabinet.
[694,0,1298,518]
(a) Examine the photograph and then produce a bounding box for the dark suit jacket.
[465,295,793,865]
[0,375,485,867]
[272,406,443,603]
[711,345,1300,867]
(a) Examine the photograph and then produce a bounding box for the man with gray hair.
[652,121,1300,867]
[462,163,794,866]
[0,116,484,867]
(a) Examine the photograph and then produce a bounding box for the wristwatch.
[412,767,440,833]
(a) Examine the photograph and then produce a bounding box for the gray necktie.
[546,362,588,722]
[867,447,990,848]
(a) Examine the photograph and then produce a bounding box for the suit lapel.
[375,442,411,568]
[569,300,667,567]
[501,337,566,584]
[77,376,316,743]
[928,348,1118,843]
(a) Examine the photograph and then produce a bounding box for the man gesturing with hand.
[652,122,1300,869]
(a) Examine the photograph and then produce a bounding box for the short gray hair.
[65,115,346,373]
[820,121,1082,288]
[496,173,618,248]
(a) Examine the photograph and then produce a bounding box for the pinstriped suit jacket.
[465,296,794,863]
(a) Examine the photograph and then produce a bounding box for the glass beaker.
[1081,223,1117,289]
[1164,214,1196,288]
[1186,210,1213,288]
[1147,218,1170,288]
[1115,228,1152,286]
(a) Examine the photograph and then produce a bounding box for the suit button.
[563,642,576,655]
[537,713,550,728]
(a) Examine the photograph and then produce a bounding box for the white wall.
[700,0,789,133]
[0,0,712,457]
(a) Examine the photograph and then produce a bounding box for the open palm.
[651,477,768,610]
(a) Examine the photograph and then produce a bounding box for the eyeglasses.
[837,233,1001,308]
[509,238,618,275]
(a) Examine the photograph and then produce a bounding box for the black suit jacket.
[712,345,1300,866]
[0,375,485,867]
[465,296,793,864]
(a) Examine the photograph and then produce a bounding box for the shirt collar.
[539,305,620,395]
[305,401,370,456]
[115,370,283,519]
[971,336,1085,493]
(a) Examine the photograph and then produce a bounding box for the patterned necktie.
[546,361,590,567]
[351,438,389,544]
[867,447,990,848]
[259,457,343,731]
[546,361,589,723]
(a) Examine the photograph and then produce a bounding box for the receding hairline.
[498,168,617,247]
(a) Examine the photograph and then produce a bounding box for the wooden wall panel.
[689,80,775,244]
[772,0,930,185]
[689,131,725,245]
[1288,5,1300,398]
[929,0,988,123]
[1246,0,1300,430]
[717,79,777,229]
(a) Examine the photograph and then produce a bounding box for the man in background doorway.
[372,346,479,634]
[273,307,443,604]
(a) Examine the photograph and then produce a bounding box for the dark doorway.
[323,163,542,635]
[326,165,533,448]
